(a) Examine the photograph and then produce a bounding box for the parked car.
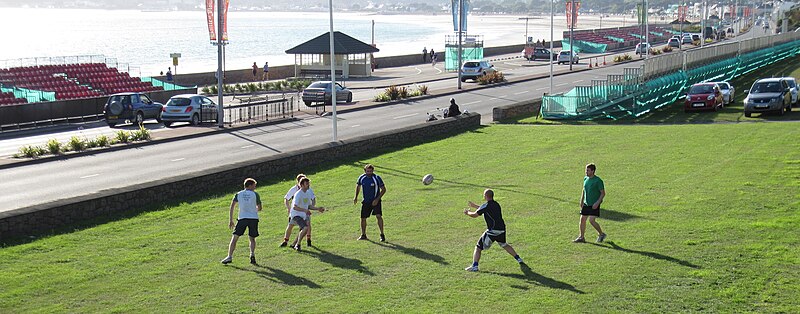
[671,34,682,40]
[635,43,651,55]
[713,81,735,105]
[691,34,701,42]
[103,92,163,127]
[556,50,579,64]
[460,60,496,82]
[743,78,792,117]
[302,81,352,106]
[682,35,694,44]
[524,47,556,61]
[668,38,681,48]
[780,77,798,105]
[160,94,218,127]
[684,83,724,112]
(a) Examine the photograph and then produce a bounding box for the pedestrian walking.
[463,189,524,272]
[289,177,326,251]
[262,62,269,80]
[165,67,173,82]
[422,47,428,62]
[353,164,387,242]
[221,178,263,265]
[280,174,315,248]
[573,163,607,243]
[430,49,436,66]
[251,62,258,79]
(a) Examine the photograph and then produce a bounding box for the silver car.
[713,82,735,105]
[743,78,792,117]
[161,94,219,127]
[780,77,798,105]
[302,81,353,106]
[557,50,579,64]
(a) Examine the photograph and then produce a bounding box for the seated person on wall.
[444,98,462,118]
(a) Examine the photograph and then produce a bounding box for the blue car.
[103,92,163,127]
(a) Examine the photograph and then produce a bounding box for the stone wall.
[0,113,481,240]
[492,98,542,121]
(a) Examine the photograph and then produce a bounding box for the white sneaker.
[220,256,232,264]
[464,265,479,272]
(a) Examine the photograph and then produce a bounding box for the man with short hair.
[463,189,524,272]
[280,173,315,247]
[574,163,606,243]
[221,178,262,265]
[290,177,325,251]
[353,164,387,241]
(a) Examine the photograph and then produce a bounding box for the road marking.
[462,100,482,105]
[241,145,254,149]
[302,133,311,137]
[497,95,508,98]
[414,67,422,75]
[535,87,548,91]
[171,158,185,162]
[80,174,99,179]
[556,82,569,86]
[352,124,361,128]
[393,113,419,120]
[574,80,584,83]
[514,91,529,95]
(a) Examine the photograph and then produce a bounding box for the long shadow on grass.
[596,208,645,222]
[231,265,321,288]
[492,263,585,294]
[372,240,449,265]
[300,247,375,276]
[589,241,700,269]
[369,163,571,203]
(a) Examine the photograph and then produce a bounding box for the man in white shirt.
[280,174,316,248]
[290,177,325,251]
[221,178,262,265]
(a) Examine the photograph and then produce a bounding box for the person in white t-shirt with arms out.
[290,177,326,251]
[280,173,316,248]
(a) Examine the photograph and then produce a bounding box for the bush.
[663,46,673,52]
[385,85,401,100]
[130,124,151,141]
[418,85,428,95]
[247,83,257,93]
[95,135,110,147]
[477,71,506,85]
[19,145,45,158]
[374,93,391,102]
[705,38,713,43]
[46,139,62,155]
[115,130,130,144]
[209,85,218,94]
[399,86,409,99]
[201,86,210,94]
[67,136,86,152]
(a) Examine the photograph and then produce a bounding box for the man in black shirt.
[463,189,524,272]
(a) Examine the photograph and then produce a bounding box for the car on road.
[684,83,723,112]
[780,77,798,105]
[668,38,681,48]
[103,92,163,127]
[691,34,701,42]
[460,60,496,82]
[635,43,651,55]
[743,78,792,117]
[160,94,219,127]
[301,81,353,106]
[523,47,556,61]
[712,81,735,105]
[556,50,579,64]
[682,35,694,44]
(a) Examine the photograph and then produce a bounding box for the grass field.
[1,120,799,312]
[511,55,800,125]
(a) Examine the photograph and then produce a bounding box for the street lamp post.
[549,0,553,94]
[329,0,337,142]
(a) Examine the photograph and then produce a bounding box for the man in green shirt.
[574,163,607,243]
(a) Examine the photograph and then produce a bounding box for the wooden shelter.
[285,31,380,79]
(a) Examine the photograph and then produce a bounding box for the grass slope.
[1,122,799,312]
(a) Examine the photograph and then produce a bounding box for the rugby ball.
[422,174,434,185]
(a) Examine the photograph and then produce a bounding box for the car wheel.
[135,111,144,125]
[304,101,312,106]
[191,113,200,126]
[460,77,466,82]
[163,121,173,128]
[744,111,751,117]
[346,93,352,103]
[787,103,792,112]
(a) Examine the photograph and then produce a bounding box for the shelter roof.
[285,31,380,55]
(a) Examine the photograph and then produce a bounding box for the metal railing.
[224,95,295,126]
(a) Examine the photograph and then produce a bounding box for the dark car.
[161,94,219,127]
[301,81,352,106]
[524,47,556,61]
[744,78,792,117]
[668,38,681,48]
[103,92,163,127]
[684,83,723,112]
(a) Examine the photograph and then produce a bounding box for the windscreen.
[308,82,329,89]
[166,98,191,106]
[689,85,714,94]
[751,82,783,93]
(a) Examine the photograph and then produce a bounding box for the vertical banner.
[222,0,230,42]
[636,3,647,25]
[452,0,458,31]
[206,0,216,41]
[566,2,573,28]
[460,0,469,32]
[566,2,579,28]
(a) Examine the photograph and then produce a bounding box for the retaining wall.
[492,98,543,121]
[0,113,481,240]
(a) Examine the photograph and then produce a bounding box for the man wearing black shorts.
[463,189,524,272]
[353,164,387,241]
[574,163,606,243]
[222,178,262,265]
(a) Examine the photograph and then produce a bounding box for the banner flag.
[206,0,216,41]
[460,0,469,32]
[222,0,230,42]
[452,0,458,31]
[566,2,579,28]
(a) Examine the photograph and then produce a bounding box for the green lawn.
[512,55,800,125]
[1,122,799,312]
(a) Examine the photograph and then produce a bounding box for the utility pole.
[216,0,224,128]
[549,0,553,94]
[329,0,337,142]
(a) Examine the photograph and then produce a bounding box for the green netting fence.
[444,47,484,72]
[605,35,625,43]
[0,85,55,103]
[140,77,194,91]
[560,39,608,53]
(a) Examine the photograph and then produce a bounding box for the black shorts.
[580,204,600,217]
[476,230,507,250]
[233,218,259,237]
[361,200,382,218]
[290,216,308,230]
